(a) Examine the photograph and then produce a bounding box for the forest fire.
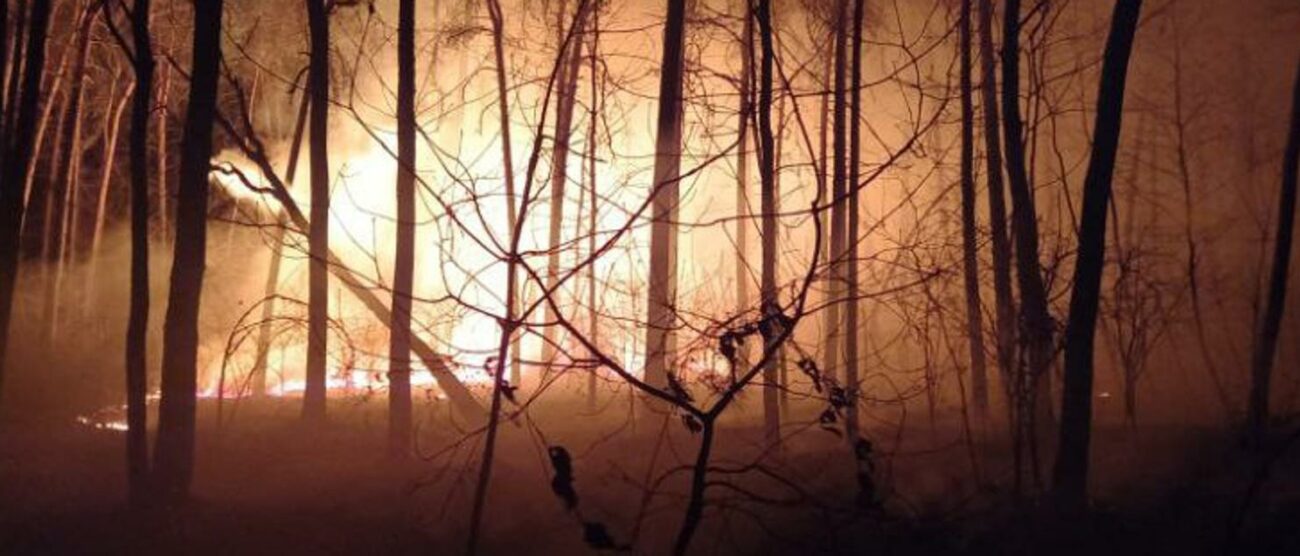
[1,0,1298,554]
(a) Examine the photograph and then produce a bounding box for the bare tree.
[1053,0,1143,512]
[153,0,223,504]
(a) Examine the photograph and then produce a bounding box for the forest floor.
[1,391,1298,555]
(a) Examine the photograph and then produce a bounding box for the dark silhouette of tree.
[1246,58,1300,446]
[1052,0,1143,512]
[824,0,849,387]
[387,0,416,456]
[958,0,989,416]
[843,0,865,443]
[123,0,156,508]
[153,0,223,504]
[644,0,687,393]
[1001,0,1054,490]
[978,0,1015,421]
[757,0,779,447]
[302,0,330,423]
[0,0,50,406]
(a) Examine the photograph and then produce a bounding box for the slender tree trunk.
[824,0,849,385]
[482,0,522,387]
[124,0,154,508]
[0,0,50,406]
[541,0,587,367]
[585,4,600,411]
[388,0,416,455]
[1052,0,1142,512]
[977,0,1014,415]
[843,0,865,442]
[1246,59,1300,446]
[757,0,779,447]
[1001,0,1054,492]
[153,0,222,504]
[736,0,753,327]
[644,0,688,392]
[958,0,989,417]
[302,0,330,423]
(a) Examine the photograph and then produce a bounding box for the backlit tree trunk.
[1001,0,1054,491]
[843,0,865,442]
[958,0,989,417]
[824,0,849,385]
[124,0,154,508]
[644,0,687,393]
[1052,0,1142,512]
[302,0,330,423]
[388,0,416,455]
[153,0,223,504]
[757,0,779,447]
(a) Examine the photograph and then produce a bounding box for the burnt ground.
[1,394,1298,555]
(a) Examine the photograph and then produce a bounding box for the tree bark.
[153,0,222,504]
[844,0,866,443]
[124,0,154,508]
[1052,0,1142,511]
[736,0,753,330]
[0,0,49,408]
[824,0,849,385]
[388,0,416,455]
[1001,0,1054,491]
[757,0,779,448]
[1246,58,1300,446]
[644,0,688,392]
[958,0,989,417]
[302,0,330,424]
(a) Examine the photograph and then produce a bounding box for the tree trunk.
[1001,0,1054,492]
[481,0,522,388]
[843,0,865,443]
[736,0,753,330]
[541,0,588,368]
[0,0,49,407]
[1052,0,1142,512]
[1246,59,1300,446]
[585,4,601,411]
[958,0,989,417]
[125,0,154,508]
[302,0,330,424]
[644,0,687,392]
[388,0,416,455]
[824,0,849,385]
[153,0,222,505]
[757,0,779,448]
